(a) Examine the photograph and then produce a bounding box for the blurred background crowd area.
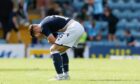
[0,0,140,47]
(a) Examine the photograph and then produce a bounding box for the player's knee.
[50,45,60,54]
[50,44,67,53]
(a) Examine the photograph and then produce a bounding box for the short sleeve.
[52,32,58,38]
[41,26,52,37]
[131,36,135,42]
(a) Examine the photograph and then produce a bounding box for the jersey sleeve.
[131,36,135,42]
[41,25,52,37]
[52,32,58,38]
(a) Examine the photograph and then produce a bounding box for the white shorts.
[55,20,85,48]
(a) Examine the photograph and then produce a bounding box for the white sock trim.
[58,73,63,77]
[63,72,69,76]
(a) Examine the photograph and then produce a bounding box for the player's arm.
[128,41,136,46]
[128,37,136,46]
[12,14,19,29]
[41,25,58,44]
[47,34,56,44]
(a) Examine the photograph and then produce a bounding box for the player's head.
[104,6,112,17]
[125,29,131,36]
[29,24,42,38]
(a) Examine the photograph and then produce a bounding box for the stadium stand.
[107,0,140,42]
[0,0,140,46]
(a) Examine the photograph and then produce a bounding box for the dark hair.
[105,6,112,13]
[29,25,35,38]
[125,29,131,34]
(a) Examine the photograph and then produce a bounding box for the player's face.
[33,25,42,38]
[125,32,129,37]
[104,11,109,16]
[34,32,42,38]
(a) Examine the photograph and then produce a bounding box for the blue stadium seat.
[97,21,108,29]
[134,11,140,19]
[116,10,140,20]
[116,30,125,37]
[117,19,128,29]
[134,0,140,3]
[128,11,137,19]
[122,10,132,19]
[0,39,6,44]
[109,0,132,10]
[113,10,133,20]
[123,0,131,3]
[107,0,140,43]
[126,19,140,30]
[115,10,140,21]
[119,0,133,10]
[110,0,119,3]
[112,9,120,17]
[108,0,120,9]
[131,30,139,36]
[131,2,140,10]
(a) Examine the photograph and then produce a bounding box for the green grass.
[0,59,140,84]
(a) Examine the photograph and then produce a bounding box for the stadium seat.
[126,19,140,30]
[122,10,133,20]
[117,19,128,29]
[112,9,125,19]
[131,30,140,37]
[123,0,131,3]
[110,0,119,3]
[134,0,140,3]
[134,10,140,19]
[113,10,133,20]
[132,2,140,10]
[108,1,119,9]
[96,21,108,29]
[0,39,6,44]
[116,30,125,37]
[112,9,120,17]
[118,0,132,10]
[108,0,132,10]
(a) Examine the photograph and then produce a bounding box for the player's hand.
[47,34,56,44]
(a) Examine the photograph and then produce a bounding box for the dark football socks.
[61,52,69,73]
[52,53,63,74]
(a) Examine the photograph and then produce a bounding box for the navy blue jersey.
[9,11,17,28]
[40,15,71,36]
[126,36,135,44]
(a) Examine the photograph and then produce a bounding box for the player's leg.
[5,28,12,43]
[50,44,69,80]
[6,32,11,42]
[52,20,85,80]
[60,52,69,78]
[13,27,22,43]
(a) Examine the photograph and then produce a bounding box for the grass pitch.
[0,59,140,84]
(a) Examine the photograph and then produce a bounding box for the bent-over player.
[29,15,85,80]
